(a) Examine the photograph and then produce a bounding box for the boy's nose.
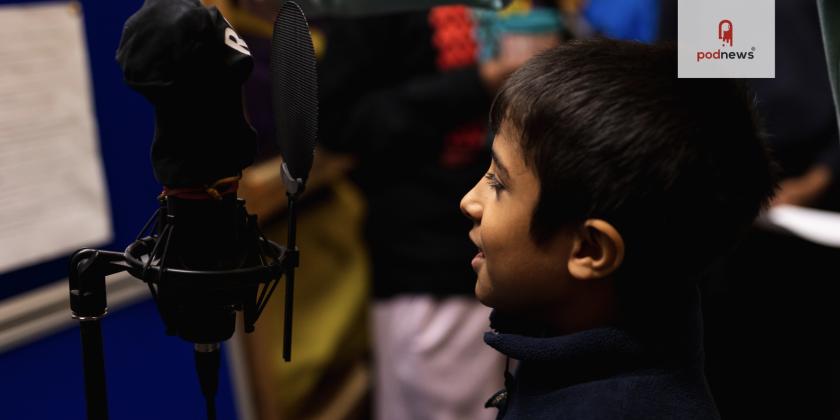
[460,186,482,222]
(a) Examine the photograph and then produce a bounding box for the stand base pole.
[80,320,108,420]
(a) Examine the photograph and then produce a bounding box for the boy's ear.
[567,219,624,280]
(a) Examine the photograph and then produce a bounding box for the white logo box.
[678,0,775,78]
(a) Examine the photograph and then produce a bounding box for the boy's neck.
[503,280,618,337]
[544,284,618,336]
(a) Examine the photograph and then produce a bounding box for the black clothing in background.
[748,0,840,182]
[660,3,840,418]
[318,12,492,298]
[660,0,840,210]
[700,228,840,420]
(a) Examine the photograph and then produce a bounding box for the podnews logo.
[695,19,755,62]
[719,19,733,46]
[678,0,773,78]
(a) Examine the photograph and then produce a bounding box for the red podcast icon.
[718,19,733,47]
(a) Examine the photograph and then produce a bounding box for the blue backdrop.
[0,1,240,418]
[0,300,238,419]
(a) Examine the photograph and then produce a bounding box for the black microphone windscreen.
[271,1,318,189]
[117,0,256,188]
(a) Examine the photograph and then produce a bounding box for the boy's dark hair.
[490,39,777,278]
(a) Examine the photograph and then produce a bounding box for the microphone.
[116,0,256,188]
[116,2,263,417]
[69,1,319,419]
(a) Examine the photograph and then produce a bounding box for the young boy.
[460,39,777,419]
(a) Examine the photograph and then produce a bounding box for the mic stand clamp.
[281,162,304,196]
[69,196,291,420]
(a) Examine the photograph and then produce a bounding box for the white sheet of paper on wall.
[0,2,112,273]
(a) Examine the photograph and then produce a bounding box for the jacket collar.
[484,285,705,381]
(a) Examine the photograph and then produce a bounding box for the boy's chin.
[474,278,498,308]
[475,280,535,315]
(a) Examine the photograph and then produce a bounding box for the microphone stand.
[281,162,303,361]
[87,0,318,416]
[69,197,293,420]
[69,250,128,420]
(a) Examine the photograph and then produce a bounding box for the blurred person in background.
[203,1,372,419]
[203,0,665,418]
[660,0,840,418]
[662,0,840,210]
[317,1,560,418]
[751,8,840,211]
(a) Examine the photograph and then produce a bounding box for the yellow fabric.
[246,178,370,419]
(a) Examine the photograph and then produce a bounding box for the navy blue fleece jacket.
[483,287,720,419]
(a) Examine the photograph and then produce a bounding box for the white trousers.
[372,296,506,420]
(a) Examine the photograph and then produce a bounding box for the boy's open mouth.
[468,232,484,271]
[471,250,485,271]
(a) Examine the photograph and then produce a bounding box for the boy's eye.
[484,172,505,192]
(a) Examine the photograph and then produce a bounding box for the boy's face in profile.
[460,124,577,313]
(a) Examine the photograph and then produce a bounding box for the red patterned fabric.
[429,6,486,168]
[429,6,479,70]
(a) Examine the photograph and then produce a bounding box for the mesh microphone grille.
[270,1,318,185]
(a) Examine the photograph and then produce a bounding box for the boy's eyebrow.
[491,149,511,183]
